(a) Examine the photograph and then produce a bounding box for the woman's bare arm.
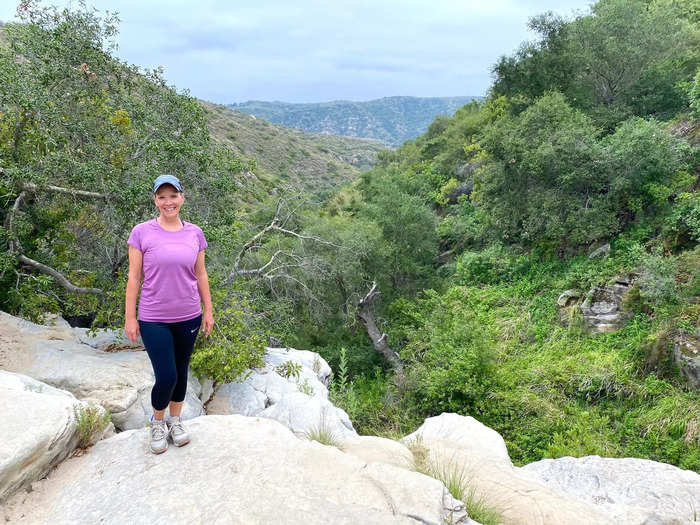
[124,245,143,343]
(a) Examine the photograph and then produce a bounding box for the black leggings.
[138,314,201,411]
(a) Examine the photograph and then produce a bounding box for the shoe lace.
[170,419,185,436]
[151,420,167,441]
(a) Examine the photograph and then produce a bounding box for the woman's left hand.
[201,310,214,338]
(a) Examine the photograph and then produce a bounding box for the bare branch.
[357,281,403,374]
[18,254,103,295]
[4,191,27,253]
[21,182,108,200]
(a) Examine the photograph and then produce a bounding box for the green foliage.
[474,94,691,250]
[189,285,267,384]
[492,0,699,126]
[276,360,302,380]
[391,288,496,416]
[303,408,342,448]
[72,404,111,449]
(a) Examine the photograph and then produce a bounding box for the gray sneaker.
[150,419,169,454]
[167,417,190,447]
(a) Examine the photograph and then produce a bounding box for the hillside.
[229,96,477,146]
[202,101,386,195]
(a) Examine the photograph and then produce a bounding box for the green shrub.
[72,404,111,449]
[276,360,302,380]
[190,303,266,384]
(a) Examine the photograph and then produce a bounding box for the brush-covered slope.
[203,101,386,195]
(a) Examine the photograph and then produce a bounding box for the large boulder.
[258,392,356,440]
[207,347,356,438]
[401,413,614,525]
[522,455,700,524]
[0,371,110,504]
[0,312,204,430]
[3,415,473,525]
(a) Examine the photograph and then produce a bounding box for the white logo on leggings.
[191,328,197,333]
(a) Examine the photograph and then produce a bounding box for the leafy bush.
[454,244,530,285]
[72,404,111,449]
[276,360,302,380]
[189,290,267,384]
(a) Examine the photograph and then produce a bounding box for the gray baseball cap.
[152,174,183,194]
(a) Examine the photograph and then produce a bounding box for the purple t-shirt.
[127,219,208,322]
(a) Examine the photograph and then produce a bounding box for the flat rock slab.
[3,415,467,525]
[0,311,203,430]
[522,455,700,524]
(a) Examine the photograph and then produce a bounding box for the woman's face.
[154,184,184,218]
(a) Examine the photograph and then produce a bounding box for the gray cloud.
[0,0,592,103]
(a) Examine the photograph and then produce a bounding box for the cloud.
[0,0,593,103]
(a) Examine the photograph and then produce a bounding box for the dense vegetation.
[299,0,700,471]
[230,96,477,146]
[1,0,699,473]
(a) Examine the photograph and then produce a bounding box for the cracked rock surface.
[3,415,469,525]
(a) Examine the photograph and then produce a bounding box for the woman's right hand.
[125,317,140,343]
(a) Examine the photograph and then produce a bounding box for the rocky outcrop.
[401,414,614,525]
[673,334,700,389]
[208,347,356,438]
[3,415,473,525]
[522,455,700,524]
[0,312,204,430]
[559,274,636,333]
[0,371,110,504]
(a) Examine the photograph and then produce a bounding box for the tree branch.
[4,191,27,253]
[18,254,103,294]
[21,182,108,200]
[357,281,404,374]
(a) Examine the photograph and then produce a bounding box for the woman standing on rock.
[124,174,214,454]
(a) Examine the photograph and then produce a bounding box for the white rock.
[342,435,414,470]
[72,327,141,351]
[0,311,203,430]
[207,380,266,416]
[522,455,700,524]
[259,392,357,439]
[208,347,334,437]
[3,415,469,525]
[265,347,332,386]
[401,413,613,525]
[403,412,512,464]
[1,371,89,503]
[198,376,215,403]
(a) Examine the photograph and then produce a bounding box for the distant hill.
[229,96,478,146]
[202,101,386,195]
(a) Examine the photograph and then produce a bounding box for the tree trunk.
[357,282,403,374]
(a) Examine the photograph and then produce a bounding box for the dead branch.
[4,185,104,294]
[225,198,339,284]
[357,281,403,374]
[4,190,27,253]
[21,182,108,200]
[18,254,103,294]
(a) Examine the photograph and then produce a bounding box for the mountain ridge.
[230,95,479,146]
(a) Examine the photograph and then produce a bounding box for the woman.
[124,174,214,454]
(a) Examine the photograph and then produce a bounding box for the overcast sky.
[0,0,592,104]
